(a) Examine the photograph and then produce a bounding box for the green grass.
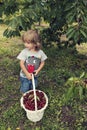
[0,25,87,130]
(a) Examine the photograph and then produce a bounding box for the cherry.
[84,79,87,84]
[23,90,46,111]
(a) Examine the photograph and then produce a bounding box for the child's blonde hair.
[22,30,41,50]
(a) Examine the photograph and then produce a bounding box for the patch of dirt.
[60,105,76,127]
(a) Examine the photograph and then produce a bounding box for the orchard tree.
[41,0,87,47]
[0,0,87,47]
[0,0,44,37]
[65,0,87,45]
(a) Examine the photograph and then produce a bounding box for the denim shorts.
[20,76,38,93]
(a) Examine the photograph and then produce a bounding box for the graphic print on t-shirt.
[25,56,41,71]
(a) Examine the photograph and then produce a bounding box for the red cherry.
[23,90,46,110]
[84,79,87,84]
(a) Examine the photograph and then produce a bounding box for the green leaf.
[68,13,76,23]
[64,86,74,103]
[67,29,76,39]
[80,72,85,78]
[1,126,5,130]
[81,25,87,30]
[8,19,16,29]
[66,27,74,36]
[84,17,87,24]
[79,86,83,100]
[66,11,75,19]
[80,29,87,38]
[68,77,74,81]
[73,31,79,42]
[3,29,8,36]
[65,3,76,11]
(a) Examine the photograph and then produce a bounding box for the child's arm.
[34,61,45,76]
[20,60,32,79]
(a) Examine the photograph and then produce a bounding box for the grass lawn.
[0,25,87,130]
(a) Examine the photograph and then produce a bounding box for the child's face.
[24,42,35,50]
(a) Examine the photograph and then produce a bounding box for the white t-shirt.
[17,48,47,78]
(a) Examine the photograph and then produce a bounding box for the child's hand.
[26,73,32,80]
[33,61,45,76]
[34,70,39,76]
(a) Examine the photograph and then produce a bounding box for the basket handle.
[32,74,37,111]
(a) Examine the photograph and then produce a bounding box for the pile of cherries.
[23,90,46,111]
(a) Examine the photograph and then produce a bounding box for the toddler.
[17,30,47,94]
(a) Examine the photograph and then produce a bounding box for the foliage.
[62,72,87,104]
[65,0,87,44]
[0,0,87,46]
[1,0,44,37]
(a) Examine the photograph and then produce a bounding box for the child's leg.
[20,77,32,93]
